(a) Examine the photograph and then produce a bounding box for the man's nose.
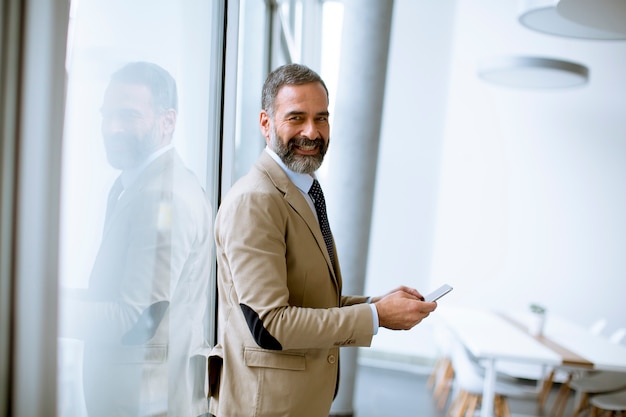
[300,119,318,139]
[102,116,125,134]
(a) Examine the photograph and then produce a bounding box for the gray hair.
[261,63,329,117]
[110,61,178,112]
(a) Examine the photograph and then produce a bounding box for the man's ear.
[259,110,271,144]
[161,109,177,136]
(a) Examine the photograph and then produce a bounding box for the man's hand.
[373,289,437,330]
[369,285,424,304]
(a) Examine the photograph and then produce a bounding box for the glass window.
[58,1,223,416]
[232,0,269,181]
[232,0,333,182]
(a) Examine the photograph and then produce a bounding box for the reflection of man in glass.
[64,61,212,417]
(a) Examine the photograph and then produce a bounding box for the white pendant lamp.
[478,56,589,89]
[518,0,626,40]
[557,0,626,35]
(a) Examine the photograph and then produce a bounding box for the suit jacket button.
[327,354,336,364]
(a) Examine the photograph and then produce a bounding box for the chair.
[590,319,609,337]
[551,328,626,417]
[589,388,626,417]
[494,361,553,404]
[428,326,457,410]
[565,372,626,417]
[501,318,607,400]
[446,340,537,417]
[610,328,626,345]
[540,318,609,410]
[429,355,455,409]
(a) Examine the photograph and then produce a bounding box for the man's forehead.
[103,82,153,105]
[274,83,328,112]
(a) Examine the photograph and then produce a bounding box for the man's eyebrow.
[283,110,330,117]
[100,107,143,118]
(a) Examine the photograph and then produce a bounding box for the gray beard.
[269,128,327,174]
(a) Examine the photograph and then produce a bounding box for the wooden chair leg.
[430,357,451,388]
[432,363,444,394]
[438,385,451,409]
[465,394,479,417]
[572,392,589,417]
[445,392,458,417]
[493,395,511,417]
[539,369,556,407]
[551,378,572,417]
[494,394,502,417]
[434,359,452,398]
[427,358,441,388]
[502,397,511,417]
[437,364,455,410]
[448,390,468,417]
[456,390,470,417]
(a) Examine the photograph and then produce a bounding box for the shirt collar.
[264,146,314,194]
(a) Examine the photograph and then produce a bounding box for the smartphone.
[424,284,453,302]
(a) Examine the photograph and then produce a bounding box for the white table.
[436,306,626,417]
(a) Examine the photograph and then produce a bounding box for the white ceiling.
[448,0,626,139]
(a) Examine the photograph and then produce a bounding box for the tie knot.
[309,179,322,200]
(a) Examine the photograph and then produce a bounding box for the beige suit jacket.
[209,151,374,417]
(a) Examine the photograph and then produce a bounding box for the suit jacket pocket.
[244,347,306,371]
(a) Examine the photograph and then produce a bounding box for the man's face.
[100,83,170,170]
[260,82,330,174]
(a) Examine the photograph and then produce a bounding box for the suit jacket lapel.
[102,150,175,237]
[256,152,339,285]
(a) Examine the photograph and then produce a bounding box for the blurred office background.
[2,0,625,416]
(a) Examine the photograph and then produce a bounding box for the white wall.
[365,0,626,359]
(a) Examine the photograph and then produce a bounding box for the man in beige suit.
[209,63,437,417]
[62,62,212,417]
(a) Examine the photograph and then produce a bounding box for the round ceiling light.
[518,0,626,40]
[478,56,589,89]
[557,0,626,35]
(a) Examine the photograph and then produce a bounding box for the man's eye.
[102,109,141,122]
[118,110,141,122]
